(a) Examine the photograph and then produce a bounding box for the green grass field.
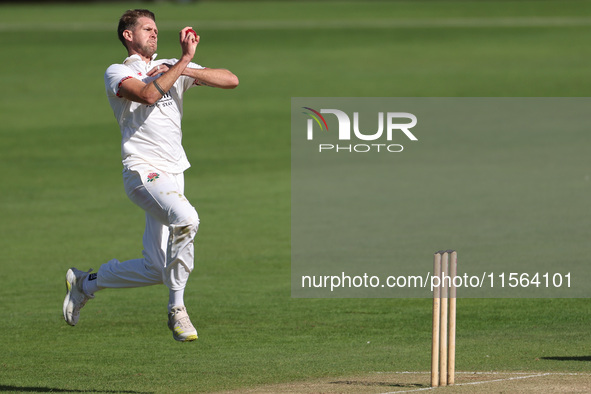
[1,1,590,392]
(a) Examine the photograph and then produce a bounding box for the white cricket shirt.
[104,54,205,174]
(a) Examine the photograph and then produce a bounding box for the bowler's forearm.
[142,56,192,102]
[184,67,239,89]
[154,56,192,91]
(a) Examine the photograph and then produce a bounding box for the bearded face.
[126,17,158,59]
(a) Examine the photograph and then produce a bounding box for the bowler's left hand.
[147,63,171,77]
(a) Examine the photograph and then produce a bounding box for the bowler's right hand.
[180,27,199,60]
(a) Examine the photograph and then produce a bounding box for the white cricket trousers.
[97,164,200,291]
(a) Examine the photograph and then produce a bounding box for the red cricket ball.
[187,29,197,40]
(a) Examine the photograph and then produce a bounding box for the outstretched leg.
[64,166,200,341]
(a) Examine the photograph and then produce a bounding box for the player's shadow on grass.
[330,380,426,388]
[541,356,591,361]
[0,386,152,393]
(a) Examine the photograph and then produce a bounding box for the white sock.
[168,288,185,312]
[82,272,101,296]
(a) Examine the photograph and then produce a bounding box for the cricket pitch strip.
[219,371,591,393]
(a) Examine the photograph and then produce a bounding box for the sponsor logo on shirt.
[148,92,173,108]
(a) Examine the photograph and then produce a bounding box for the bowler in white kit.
[62,9,238,341]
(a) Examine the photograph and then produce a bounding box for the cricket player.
[62,9,238,342]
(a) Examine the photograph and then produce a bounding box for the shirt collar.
[123,53,158,65]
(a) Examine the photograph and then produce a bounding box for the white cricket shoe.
[63,267,94,326]
[168,306,198,342]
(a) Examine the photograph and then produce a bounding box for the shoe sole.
[174,333,198,342]
[63,269,76,326]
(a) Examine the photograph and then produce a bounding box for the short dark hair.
[117,9,156,48]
